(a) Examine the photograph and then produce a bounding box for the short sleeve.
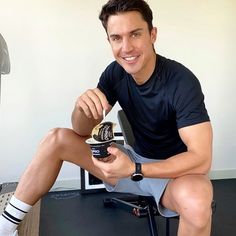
[172,72,210,129]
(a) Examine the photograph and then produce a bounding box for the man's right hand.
[71,88,112,136]
[75,88,110,120]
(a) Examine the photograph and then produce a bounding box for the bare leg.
[161,175,213,236]
[15,128,117,205]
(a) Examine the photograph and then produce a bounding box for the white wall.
[0,0,235,185]
[153,0,236,176]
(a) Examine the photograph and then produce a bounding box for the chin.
[117,61,141,75]
[124,65,142,76]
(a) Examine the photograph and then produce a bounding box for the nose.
[122,38,133,53]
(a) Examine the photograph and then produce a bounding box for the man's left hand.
[92,145,134,179]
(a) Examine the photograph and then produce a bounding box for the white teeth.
[124,56,136,61]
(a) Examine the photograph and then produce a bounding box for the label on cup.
[92,122,116,142]
[90,143,111,158]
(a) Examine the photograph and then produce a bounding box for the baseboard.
[50,179,81,192]
[209,169,236,180]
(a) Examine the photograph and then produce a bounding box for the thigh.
[50,128,118,185]
[161,174,213,214]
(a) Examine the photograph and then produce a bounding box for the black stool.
[104,195,179,236]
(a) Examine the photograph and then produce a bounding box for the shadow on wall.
[0,33,11,103]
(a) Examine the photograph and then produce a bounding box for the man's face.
[106,11,157,82]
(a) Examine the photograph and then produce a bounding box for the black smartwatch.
[131,163,143,181]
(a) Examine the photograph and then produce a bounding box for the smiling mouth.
[122,55,139,63]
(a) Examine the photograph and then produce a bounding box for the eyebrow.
[130,28,143,34]
[109,28,143,38]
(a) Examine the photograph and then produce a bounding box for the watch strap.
[135,162,142,174]
[131,162,143,181]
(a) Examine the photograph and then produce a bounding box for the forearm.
[142,151,212,179]
[71,107,101,136]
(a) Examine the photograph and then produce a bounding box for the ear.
[150,27,157,44]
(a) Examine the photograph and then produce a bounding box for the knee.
[183,194,212,230]
[39,128,71,154]
[173,177,213,229]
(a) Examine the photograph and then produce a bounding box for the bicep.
[179,122,213,170]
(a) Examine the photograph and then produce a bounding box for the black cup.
[86,138,113,158]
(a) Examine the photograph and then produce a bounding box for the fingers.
[107,145,121,157]
[97,155,113,163]
[93,88,110,115]
[76,88,110,119]
[92,147,133,179]
[78,89,101,119]
[92,156,112,172]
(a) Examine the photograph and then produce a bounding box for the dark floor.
[39,179,236,236]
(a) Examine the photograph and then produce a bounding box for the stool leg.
[166,218,170,236]
[147,205,158,236]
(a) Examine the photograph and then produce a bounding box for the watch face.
[131,173,143,182]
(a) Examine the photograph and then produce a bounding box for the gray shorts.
[104,144,178,217]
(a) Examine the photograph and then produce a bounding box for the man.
[0,0,213,235]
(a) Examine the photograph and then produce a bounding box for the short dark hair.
[99,0,153,33]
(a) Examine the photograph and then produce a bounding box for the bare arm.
[142,121,213,178]
[71,88,112,136]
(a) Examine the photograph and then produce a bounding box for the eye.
[110,35,121,42]
[131,32,141,38]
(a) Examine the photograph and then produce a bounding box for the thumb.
[107,145,121,156]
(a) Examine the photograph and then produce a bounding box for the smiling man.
[0,1,213,236]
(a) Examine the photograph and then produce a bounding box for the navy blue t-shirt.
[97,55,210,160]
